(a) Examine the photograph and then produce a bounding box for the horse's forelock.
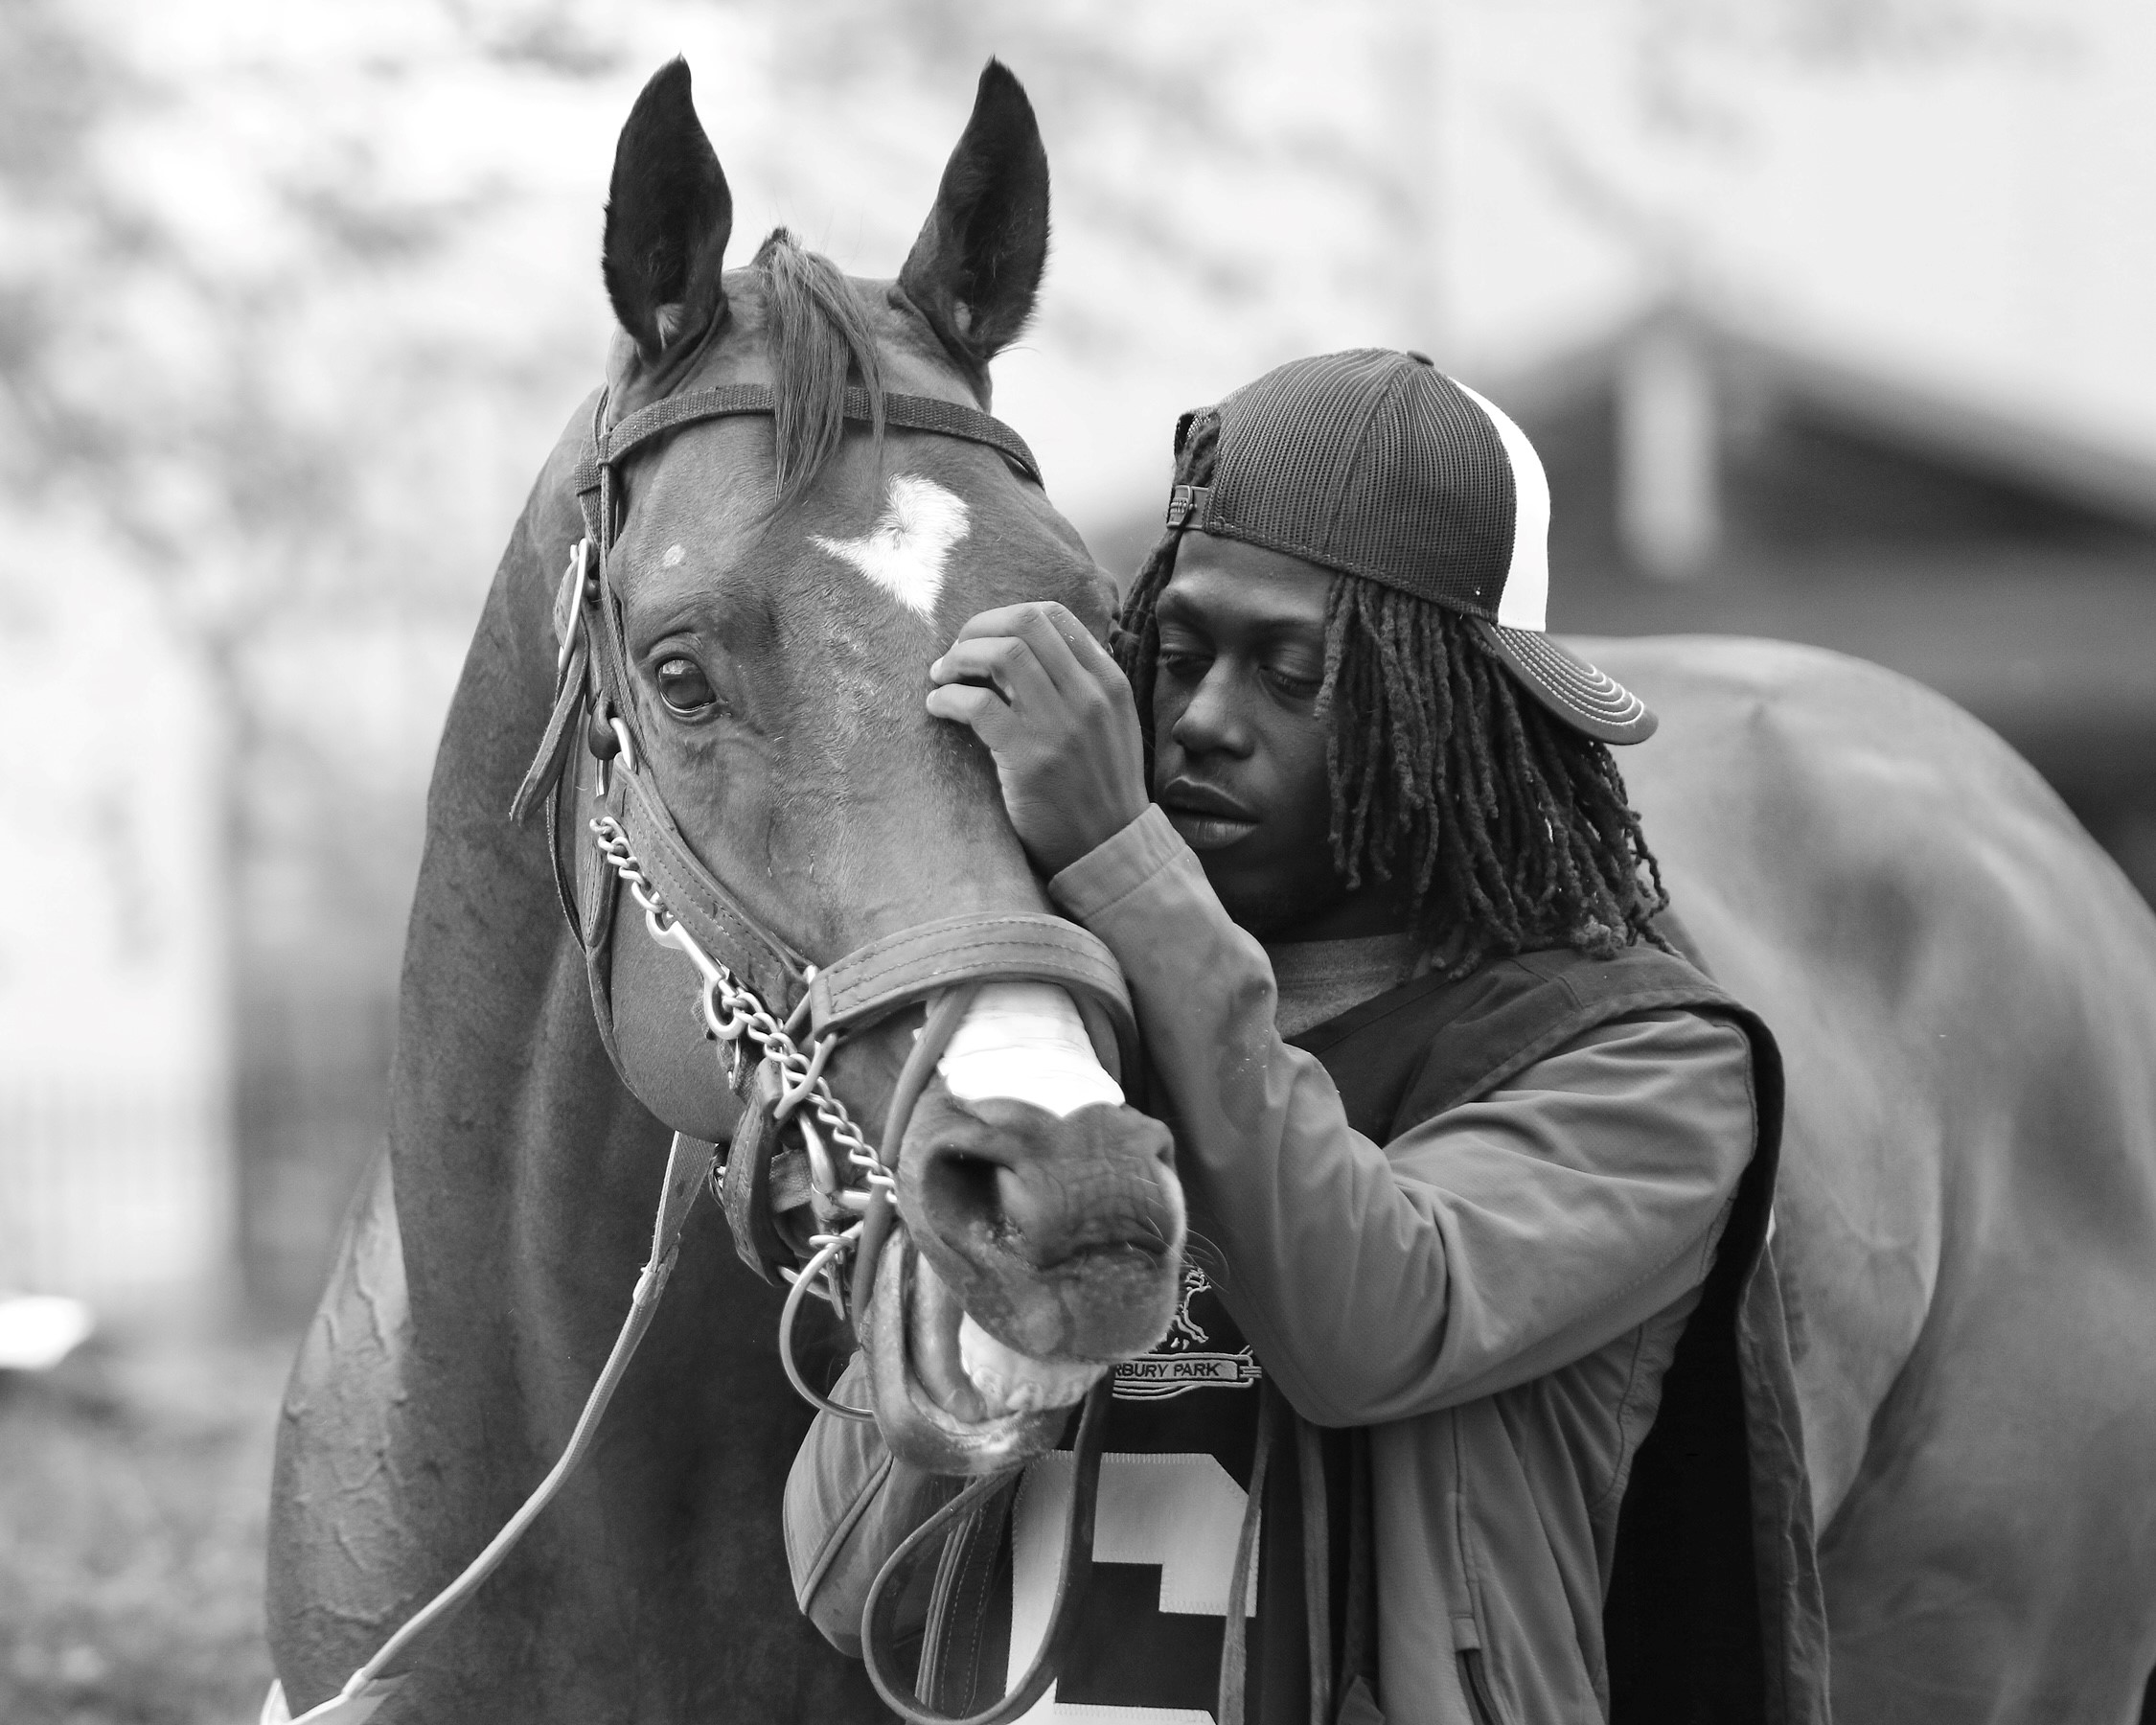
[751,228,885,510]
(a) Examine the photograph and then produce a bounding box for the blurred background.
[3,0,2150,1717]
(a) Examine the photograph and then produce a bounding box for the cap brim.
[1475,622,1658,745]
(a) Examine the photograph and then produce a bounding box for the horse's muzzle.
[897,1085,1184,1366]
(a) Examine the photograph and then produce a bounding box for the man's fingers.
[1055,610,1127,683]
[929,635,1059,711]
[944,604,1053,648]
[999,602,1131,702]
[925,680,1016,744]
[945,601,1090,656]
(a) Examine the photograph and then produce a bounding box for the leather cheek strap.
[610,761,810,1014]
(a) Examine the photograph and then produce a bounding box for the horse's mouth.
[862,1229,1105,1475]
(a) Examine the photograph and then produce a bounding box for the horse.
[264,55,2156,1725]
[267,59,1184,1723]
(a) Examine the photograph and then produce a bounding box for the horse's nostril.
[900,1093,1187,1299]
[922,1149,1004,1233]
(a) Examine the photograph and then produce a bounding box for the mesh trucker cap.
[1164,348,1656,745]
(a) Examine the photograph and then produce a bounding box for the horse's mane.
[750,228,885,510]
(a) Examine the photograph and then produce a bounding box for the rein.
[278,381,1123,1725]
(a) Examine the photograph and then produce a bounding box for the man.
[787,351,1819,1725]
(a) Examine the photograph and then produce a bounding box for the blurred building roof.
[1478,300,2156,820]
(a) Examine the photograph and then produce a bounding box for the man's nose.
[1168,664,1253,758]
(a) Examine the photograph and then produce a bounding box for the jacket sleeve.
[1049,805,1757,1428]
[784,1352,961,1655]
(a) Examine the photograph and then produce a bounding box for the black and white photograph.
[4,4,2153,1722]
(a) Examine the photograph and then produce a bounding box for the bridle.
[283,381,1132,1725]
[529,380,1142,1345]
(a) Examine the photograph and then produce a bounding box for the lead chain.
[588,816,893,1207]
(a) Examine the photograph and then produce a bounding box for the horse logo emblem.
[1113,1264,1262,1400]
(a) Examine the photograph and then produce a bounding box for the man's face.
[1150,533,1413,941]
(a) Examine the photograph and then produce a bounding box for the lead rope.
[269,1129,719,1725]
[272,811,904,1720]
[594,796,1134,1725]
[860,1377,1115,1725]
[598,804,1133,1725]
[1298,1413,1334,1725]
[1217,1378,1285,1725]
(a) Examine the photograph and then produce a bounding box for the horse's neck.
[387,404,671,1425]
[273,399,876,1720]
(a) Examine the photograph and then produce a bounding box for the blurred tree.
[0,0,1427,1307]
[754,0,1433,362]
[0,0,613,1304]
[1506,0,2072,295]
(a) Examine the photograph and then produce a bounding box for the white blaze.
[811,472,971,619]
[938,981,1123,1117]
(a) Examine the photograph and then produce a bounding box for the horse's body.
[266,58,2156,1725]
[1601,635,2156,1723]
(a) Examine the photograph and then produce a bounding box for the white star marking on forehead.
[810,473,971,620]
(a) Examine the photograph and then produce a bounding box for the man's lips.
[1159,779,1259,851]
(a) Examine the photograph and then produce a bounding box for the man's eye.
[655,656,718,715]
[1157,650,1208,679]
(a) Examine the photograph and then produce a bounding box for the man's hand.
[926,602,1150,877]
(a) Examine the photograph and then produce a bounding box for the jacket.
[787,807,1827,1723]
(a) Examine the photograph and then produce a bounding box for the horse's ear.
[899,60,1049,375]
[604,58,733,364]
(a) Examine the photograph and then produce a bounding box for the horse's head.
[581,60,1182,1472]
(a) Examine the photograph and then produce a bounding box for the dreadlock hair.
[1113,409,1670,977]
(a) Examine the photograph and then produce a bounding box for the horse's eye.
[655,656,718,716]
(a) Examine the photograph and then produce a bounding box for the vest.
[1289,934,1828,1725]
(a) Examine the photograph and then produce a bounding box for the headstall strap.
[583,381,1043,489]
